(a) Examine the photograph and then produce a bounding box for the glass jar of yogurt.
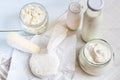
[79,39,114,75]
[20,3,48,34]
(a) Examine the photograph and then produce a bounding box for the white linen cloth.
[6,25,77,80]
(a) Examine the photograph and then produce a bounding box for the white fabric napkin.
[6,29,77,80]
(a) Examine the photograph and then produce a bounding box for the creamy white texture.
[79,40,113,75]
[84,40,111,64]
[20,3,48,34]
[21,18,47,34]
[21,4,46,26]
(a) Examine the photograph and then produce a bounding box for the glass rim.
[83,39,114,67]
[68,2,81,14]
[19,2,48,27]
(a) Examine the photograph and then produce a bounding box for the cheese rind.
[7,32,40,54]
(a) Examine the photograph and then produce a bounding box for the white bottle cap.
[87,0,104,11]
[69,2,81,13]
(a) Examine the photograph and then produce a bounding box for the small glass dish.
[20,2,49,34]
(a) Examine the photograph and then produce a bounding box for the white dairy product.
[81,0,104,42]
[21,18,48,34]
[29,49,60,78]
[79,39,113,75]
[7,32,40,54]
[84,40,111,64]
[29,25,68,78]
[66,2,81,30]
[20,3,48,34]
[21,4,46,25]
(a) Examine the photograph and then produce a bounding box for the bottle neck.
[85,8,101,18]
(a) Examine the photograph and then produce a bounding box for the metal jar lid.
[87,0,104,11]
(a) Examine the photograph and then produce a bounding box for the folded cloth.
[0,53,11,80]
[6,29,77,80]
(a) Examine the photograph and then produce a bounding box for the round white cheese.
[29,49,60,78]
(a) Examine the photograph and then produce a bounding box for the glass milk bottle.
[66,2,82,30]
[81,0,104,42]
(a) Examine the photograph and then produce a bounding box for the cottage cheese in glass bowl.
[20,3,48,34]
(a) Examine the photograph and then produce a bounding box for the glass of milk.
[79,39,114,75]
[20,3,48,34]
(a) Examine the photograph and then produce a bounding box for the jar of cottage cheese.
[79,39,114,75]
[20,3,48,34]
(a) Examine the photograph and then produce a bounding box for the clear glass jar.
[20,3,48,34]
[79,39,114,76]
